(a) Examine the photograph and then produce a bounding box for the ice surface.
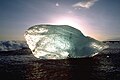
[0,41,28,51]
[24,25,108,59]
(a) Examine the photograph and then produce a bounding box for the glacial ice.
[0,41,28,51]
[24,25,107,59]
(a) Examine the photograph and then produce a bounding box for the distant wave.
[0,41,28,51]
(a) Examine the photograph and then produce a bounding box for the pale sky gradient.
[0,0,120,41]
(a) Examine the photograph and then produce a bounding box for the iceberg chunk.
[24,25,107,59]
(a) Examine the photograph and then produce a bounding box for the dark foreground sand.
[0,48,120,80]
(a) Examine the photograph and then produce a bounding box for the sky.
[0,0,120,41]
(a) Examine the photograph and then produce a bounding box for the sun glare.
[51,17,81,30]
[50,16,91,37]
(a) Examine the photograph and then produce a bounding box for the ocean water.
[0,48,120,80]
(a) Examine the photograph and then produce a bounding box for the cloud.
[56,3,59,7]
[72,0,98,9]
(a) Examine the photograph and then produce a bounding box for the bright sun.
[50,16,89,37]
[51,17,81,30]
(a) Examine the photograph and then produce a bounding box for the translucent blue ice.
[24,25,108,59]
